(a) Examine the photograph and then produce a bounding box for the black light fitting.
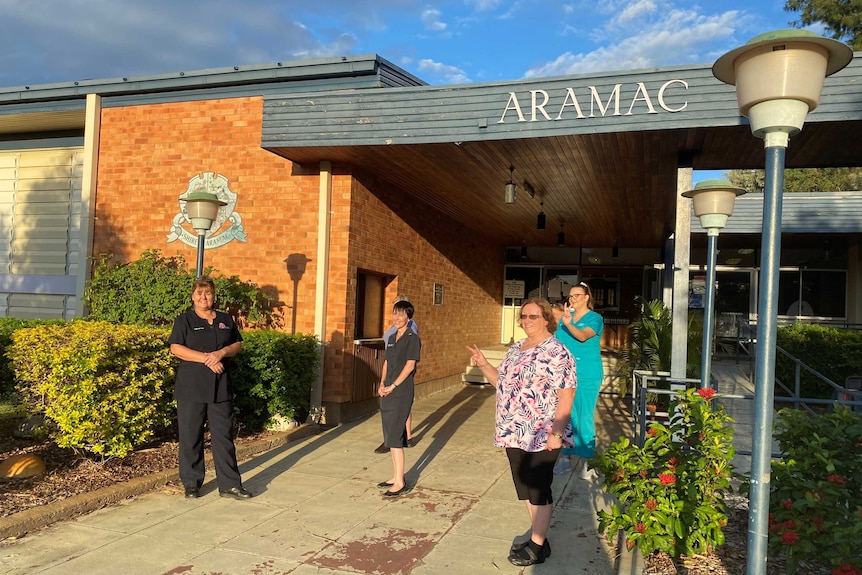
[537,202,546,230]
[557,222,565,246]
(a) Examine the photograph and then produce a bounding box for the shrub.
[231,330,320,431]
[0,317,65,397]
[84,249,282,328]
[775,323,862,399]
[593,388,736,559]
[768,407,862,574]
[10,320,176,458]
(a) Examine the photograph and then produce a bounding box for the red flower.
[833,564,862,575]
[768,513,775,525]
[782,519,797,530]
[644,499,658,510]
[659,473,676,485]
[827,474,847,486]
[634,522,647,534]
[647,427,658,436]
[697,388,716,401]
[782,499,793,510]
[639,470,648,478]
[626,539,635,550]
[780,531,799,546]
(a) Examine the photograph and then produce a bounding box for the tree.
[785,0,862,50]
[726,168,862,194]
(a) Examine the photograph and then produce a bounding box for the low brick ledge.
[0,423,321,540]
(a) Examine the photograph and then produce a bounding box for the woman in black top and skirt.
[168,277,251,500]
[377,299,421,497]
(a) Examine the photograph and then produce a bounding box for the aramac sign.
[497,79,689,123]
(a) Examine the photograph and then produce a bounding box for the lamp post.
[713,30,851,575]
[184,191,227,278]
[683,180,745,391]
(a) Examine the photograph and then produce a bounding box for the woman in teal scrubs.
[553,282,604,478]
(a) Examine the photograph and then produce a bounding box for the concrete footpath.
[0,384,633,575]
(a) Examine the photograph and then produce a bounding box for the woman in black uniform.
[376,299,421,497]
[168,277,251,500]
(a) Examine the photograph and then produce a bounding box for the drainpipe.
[307,161,331,424]
[74,94,101,317]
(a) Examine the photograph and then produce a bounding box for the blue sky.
[0,0,811,87]
[0,0,821,180]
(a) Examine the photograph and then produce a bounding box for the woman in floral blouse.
[467,297,576,567]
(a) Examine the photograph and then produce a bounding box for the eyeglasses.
[519,314,543,320]
[569,293,587,299]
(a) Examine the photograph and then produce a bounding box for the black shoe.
[184,487,199,499]
[406,438,416,448]
[508,541,547,566]
[511,539,551,558]
[383,483,411,498]
[377,481,394,488]
[219,487,252,500]
[374,443,389,454]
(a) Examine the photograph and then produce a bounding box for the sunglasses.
[519,314,543,320]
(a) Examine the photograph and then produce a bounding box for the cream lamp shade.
[682,180,746,231]
[712,30,852,140]
[185,191,227,234]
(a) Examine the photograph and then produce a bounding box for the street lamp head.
[712,29,852,143]
[185,191,227,234]
[682,179,746,233]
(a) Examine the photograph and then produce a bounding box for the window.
[354,270,389,339]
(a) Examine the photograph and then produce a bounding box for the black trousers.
[177,399,242,492]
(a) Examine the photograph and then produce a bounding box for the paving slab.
[0,383,632,575]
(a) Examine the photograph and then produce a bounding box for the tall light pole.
[712,30,851,575]
[184,191,226,278]
[683,180,745,390]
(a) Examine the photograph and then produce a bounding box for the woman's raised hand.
[466,344,489,368]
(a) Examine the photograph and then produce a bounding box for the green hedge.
[0,317,67,397]
[7,320,319,457]
[776,323,862,399]
[231,330,320,430]
[10,320,176,457]
[84,249,282,328]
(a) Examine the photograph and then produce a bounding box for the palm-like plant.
[616,296,702,397]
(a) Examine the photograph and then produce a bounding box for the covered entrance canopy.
[262,57,862,249]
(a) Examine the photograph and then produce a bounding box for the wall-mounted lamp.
[523,181,536,199]
[557,222,565,246]
[504,166,517,204]
[537,202,546,230]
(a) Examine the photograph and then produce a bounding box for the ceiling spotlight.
[524,181,536,199]
[537,202,546,230]
[504,166,516,204]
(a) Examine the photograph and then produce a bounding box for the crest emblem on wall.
[166,172,247,248]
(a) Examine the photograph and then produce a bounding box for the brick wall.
[93,95,505,414]
[94,97,320,335]
[328,173,503,403]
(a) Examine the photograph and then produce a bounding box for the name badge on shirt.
[193,326,205,331]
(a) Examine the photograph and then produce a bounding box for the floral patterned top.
[494,336,577,452]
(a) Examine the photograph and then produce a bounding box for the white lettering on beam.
[497,79,688,123]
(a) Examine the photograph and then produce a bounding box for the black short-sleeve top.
[168,309,242,403]
[384,329,421,387]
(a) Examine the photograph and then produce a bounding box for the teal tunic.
[555,309,604,458]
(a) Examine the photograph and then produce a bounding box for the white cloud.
[613,0,657,26]
[417,58,471,83]
[524,7,741,77]
[421,8,447,31]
